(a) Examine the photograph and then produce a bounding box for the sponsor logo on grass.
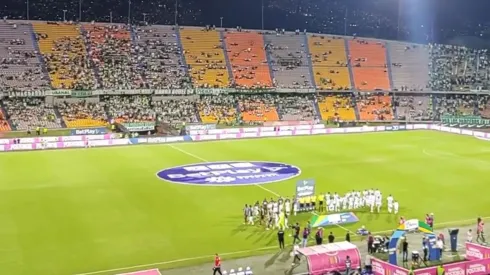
[156,161,301,185]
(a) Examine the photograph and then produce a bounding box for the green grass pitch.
[1,130,490,275]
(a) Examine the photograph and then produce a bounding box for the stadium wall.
[0,124,486,152]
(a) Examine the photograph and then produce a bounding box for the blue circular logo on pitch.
[156,161,301,185]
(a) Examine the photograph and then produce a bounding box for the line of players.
[243,189,400,229]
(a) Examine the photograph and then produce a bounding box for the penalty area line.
[166,144,281,197]
[73,215,490,275]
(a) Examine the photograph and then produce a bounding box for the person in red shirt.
[213,254,222,275]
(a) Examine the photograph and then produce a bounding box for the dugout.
[297,241,361,275]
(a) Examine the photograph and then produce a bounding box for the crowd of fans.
[103,95,155,122]
[56,101,108,125]
[133,26,191,89]
[429,44,490,91]
[433,94,478,119]
[198,95,237,123]
[276,95,317,121]
[85,24,146,89]
[393,95,434,121]
[3,97,62,130]
[0,21,50,93]
[356,93,393,121]
[153,98,199,123]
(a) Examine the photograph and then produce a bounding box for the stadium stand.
[133,25,191,89]
[356,93,393,120]
[478,95,490,118]
[276,95,317,121]
[428,44,490,91]
[238,94,279,122]
[103,95,155,122]
[153,99,199,123]
[56,101,108,128]
[264,31,313,89]
[180,28,230,88]
[308,35,351,90]
[0,105,11,132]
[33,22,97,90]
[349,39,391,91]
[198,95,237,123]
[83,23,145,89]
[224,31,273,88]
[393,95,433,120]
[433,94,478,119]
[0,21,50,91]
[389,42,430,91]
[317,93,356,121]
[3,97,62,130]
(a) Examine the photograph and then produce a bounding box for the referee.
[213,254,222,275]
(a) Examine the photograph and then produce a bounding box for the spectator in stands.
[3,97,62,130]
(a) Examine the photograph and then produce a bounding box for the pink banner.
[465,258,490,275]
[372,257,409,275]
[444,262,467,275]
[413,267,436,275]
[466,242,490,260]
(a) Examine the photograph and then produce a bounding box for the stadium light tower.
[261,0,264,29]
[62,10,67,22]
[26,0,29,20]
[220,17,223,28]
[143,13,147,24]
[174,0,178,25]
[109,11,113,23]
[128,0,131,25]
[79,0,82,22]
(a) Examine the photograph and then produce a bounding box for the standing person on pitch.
[213,254,222,275]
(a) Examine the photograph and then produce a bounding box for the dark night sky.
[1,0,490,45]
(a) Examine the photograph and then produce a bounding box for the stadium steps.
[54,107,68,128]
[385,43,395,90]
[303,33,317,88]
[29,23,51,87]
[343,38,356,89]
[391,93,398,119]
[219,30,234,84]
[312,97,321,119]
[129,26,147,85]
[351,93,361,120]
[262,35,275,84]
[275,101,285,120]
[175,27,190,76]
[80,25,103,86]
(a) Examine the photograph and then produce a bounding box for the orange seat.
[239,102,279,122]
[357,95,393,120]
[349,40,391,91]
[0,111,11,132]
[317,95,356,120]
[225,32,272,88]
[180,29,230,88]
[308,35,351,90]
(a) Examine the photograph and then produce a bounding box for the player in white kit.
[293,199,298,216]
[393,200,399,214]
[387,195,394,213]
[375,193,382,213]
[285,199,291,216]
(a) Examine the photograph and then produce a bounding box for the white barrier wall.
[0,124,488,152]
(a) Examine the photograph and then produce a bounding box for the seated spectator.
[393,95,433,121]
[57,101,108,127]
[198,95,237,123]
[154,99,198,123]
[3,97,62,130]
[103,95,155,122]
[433,94,477,119]
[276,94,317,121]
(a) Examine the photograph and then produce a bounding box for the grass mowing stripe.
[167,144,281,197]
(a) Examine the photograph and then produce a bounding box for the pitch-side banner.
[296,179,315,197]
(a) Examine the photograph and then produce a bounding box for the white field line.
[167,144,281,197]
[73,215,489,275]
